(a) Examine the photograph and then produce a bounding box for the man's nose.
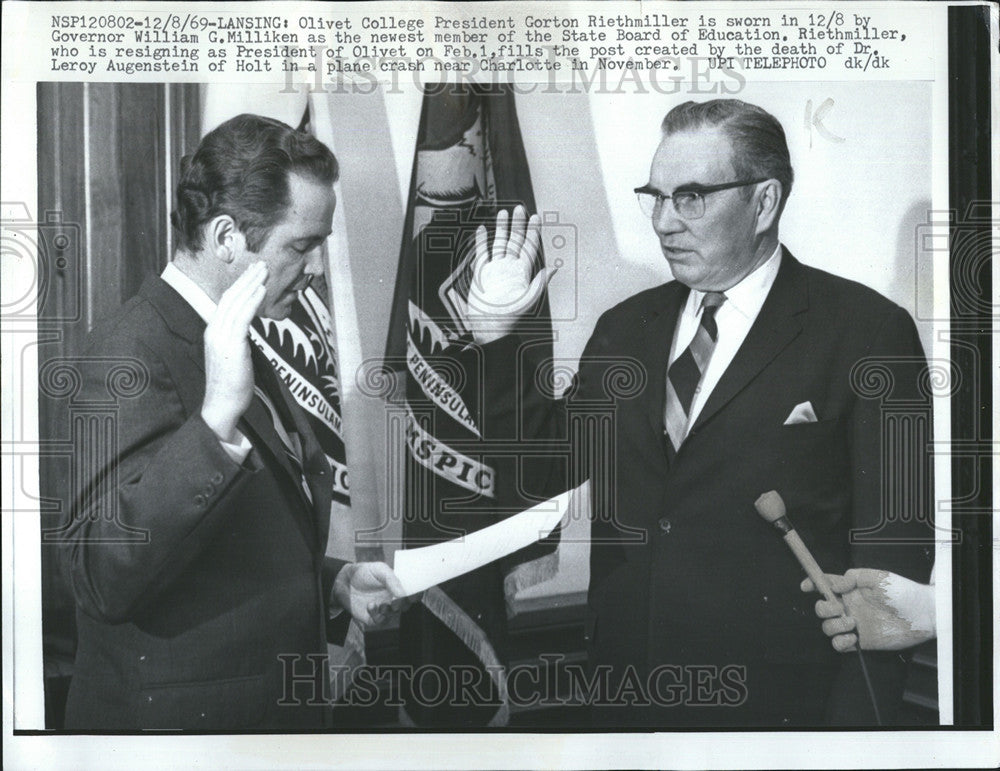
[304,245,325,275]
[652,200,685,235]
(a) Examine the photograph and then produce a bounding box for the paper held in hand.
[392,486,579,597]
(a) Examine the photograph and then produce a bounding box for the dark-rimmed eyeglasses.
[634,178,769,220]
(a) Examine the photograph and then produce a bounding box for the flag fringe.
[418,585,510,727]
[328,619,366,707]
[503,550,560,617]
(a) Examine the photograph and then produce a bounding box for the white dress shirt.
[668,244,783,432]
[161,262,253,464]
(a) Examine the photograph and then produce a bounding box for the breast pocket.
[768,418,850,527]
[777,417,842,446]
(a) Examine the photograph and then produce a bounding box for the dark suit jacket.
[62,277,347,730]
[500,250,934,727]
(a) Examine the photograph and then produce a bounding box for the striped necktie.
[664,291,727,454]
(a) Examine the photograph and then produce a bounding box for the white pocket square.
[784,401,818,425]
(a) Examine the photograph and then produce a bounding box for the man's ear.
[205,214,242,264]
[754,180,783,235]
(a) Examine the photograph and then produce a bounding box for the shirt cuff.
[219,430,252,464]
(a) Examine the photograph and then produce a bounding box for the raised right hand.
[200,261,267,443]
[464,205,556,344]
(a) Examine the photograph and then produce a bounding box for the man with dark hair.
[470,98,933,726]
[171,114,340,254]
[62,114,405,730]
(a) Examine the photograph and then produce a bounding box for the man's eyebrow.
[293,233,329,245]
[671,181,710,193]
[636,182,704,195]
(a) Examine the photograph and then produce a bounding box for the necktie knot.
[699,292,726,341]
[700,291,726,315]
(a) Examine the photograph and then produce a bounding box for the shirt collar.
[688,243,783,319]
[161,262,218,324]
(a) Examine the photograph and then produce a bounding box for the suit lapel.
[689,250,809,435]
[251,345,333,534]
[642,281,690,443]
[284,394,334,548]
[141,276,206,385]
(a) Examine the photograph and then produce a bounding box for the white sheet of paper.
[392,487,578,596]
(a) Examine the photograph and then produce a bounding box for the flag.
[250,282,351,507]
[385,84,558,727]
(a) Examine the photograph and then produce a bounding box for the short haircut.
[171,114,339,253]
[661,99,794,212]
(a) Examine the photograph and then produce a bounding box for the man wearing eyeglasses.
[469,99,933,727]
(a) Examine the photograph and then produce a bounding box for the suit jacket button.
[211,471,224,485]
[194,494,206,507]
[658,517,672,534]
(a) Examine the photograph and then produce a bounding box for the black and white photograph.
[2,1,995,768]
